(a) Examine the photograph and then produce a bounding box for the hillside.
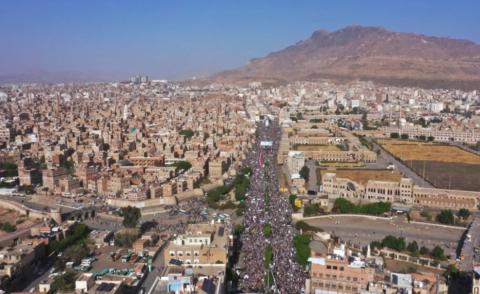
[215,26,480,89]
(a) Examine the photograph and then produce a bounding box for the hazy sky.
[1,0,479,80]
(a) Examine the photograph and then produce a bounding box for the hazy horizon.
[1,0,480,82]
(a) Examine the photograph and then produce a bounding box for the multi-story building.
[163,223,230,268]
[384,126,480,144]
[322,172,480,210]
[287,151,305,176]
[208,159,226,179]
[307,245,374,294]
[42,167,68,191]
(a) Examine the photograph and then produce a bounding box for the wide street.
[303,215,464,258]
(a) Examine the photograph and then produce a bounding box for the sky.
[1,0,479,81]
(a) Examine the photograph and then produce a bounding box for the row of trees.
[371,235,446,260]
[48,223,90,253]
[332,198,391,216]
[303,203,324,217]
[390,132,435,141]
[436,209,470,225]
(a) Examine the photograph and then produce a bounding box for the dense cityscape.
[0,77,479,294]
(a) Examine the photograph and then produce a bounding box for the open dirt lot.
[294,144,341,152]
[378,139,480,164]
[378,139,480,191]
[317,168,402,185]
[409,160,480,191]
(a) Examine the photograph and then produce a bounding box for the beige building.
[208,159,226,179]
[384,126,480,144]
[308,256,374,293]
[163,223,230,267]
[42,167,68,190]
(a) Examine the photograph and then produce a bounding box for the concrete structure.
[307,245,374,294]
[287,150,305,176]
[163,223,230,268]
[322,172,480,210]
[384,126,480,144]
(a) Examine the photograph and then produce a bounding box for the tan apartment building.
[42,167,68,190]
[308,256,374,294]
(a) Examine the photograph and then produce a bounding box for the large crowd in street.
[240,118,306,293]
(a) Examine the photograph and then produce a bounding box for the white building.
[287,151,305,176]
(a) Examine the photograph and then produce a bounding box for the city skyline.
[1,0,480,81]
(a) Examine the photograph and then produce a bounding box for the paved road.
[306,159,318,192]
[143,245,167,293]
[369,139,433,188]
[459,214,480,271]
[304,215,463,258]
[22,261,54,292]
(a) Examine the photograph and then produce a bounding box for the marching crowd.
[240,118,306,293]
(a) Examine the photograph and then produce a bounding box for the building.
[307,245,374,294]
[287,151,305,176]
[42,167,68,191]
[383,126,480,144]
[208,159,225,179]
[163,223,230,268]
[322,173,480,210]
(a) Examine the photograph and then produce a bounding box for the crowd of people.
[240,118,306,293]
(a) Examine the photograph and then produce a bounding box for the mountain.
[215,26,480,89]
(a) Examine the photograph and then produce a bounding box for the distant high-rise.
[130,75,149,84]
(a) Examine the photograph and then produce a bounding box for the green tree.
[381,235,406,251]
[49,271,77,293]
[419,246,430,256]
[407,241,419,256]
[263,224,272,238]
[431,246,445,260]
[390,133,399,139]
[457,209,471,220]
[299,166,310,182]
[234,224,245,235]
[264,245,273,268]
[436,210,455,225]
[0,222,16,232]
[332,198,391,216]
[179,129,194,139]
[62,243,90,265]
[48,223,90,253]
[293,234,311,266]
[121,206,141,228]
[303,203,323,217]
[173,160,192,173]
[0,162,18,177]
[114,231,139,247]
